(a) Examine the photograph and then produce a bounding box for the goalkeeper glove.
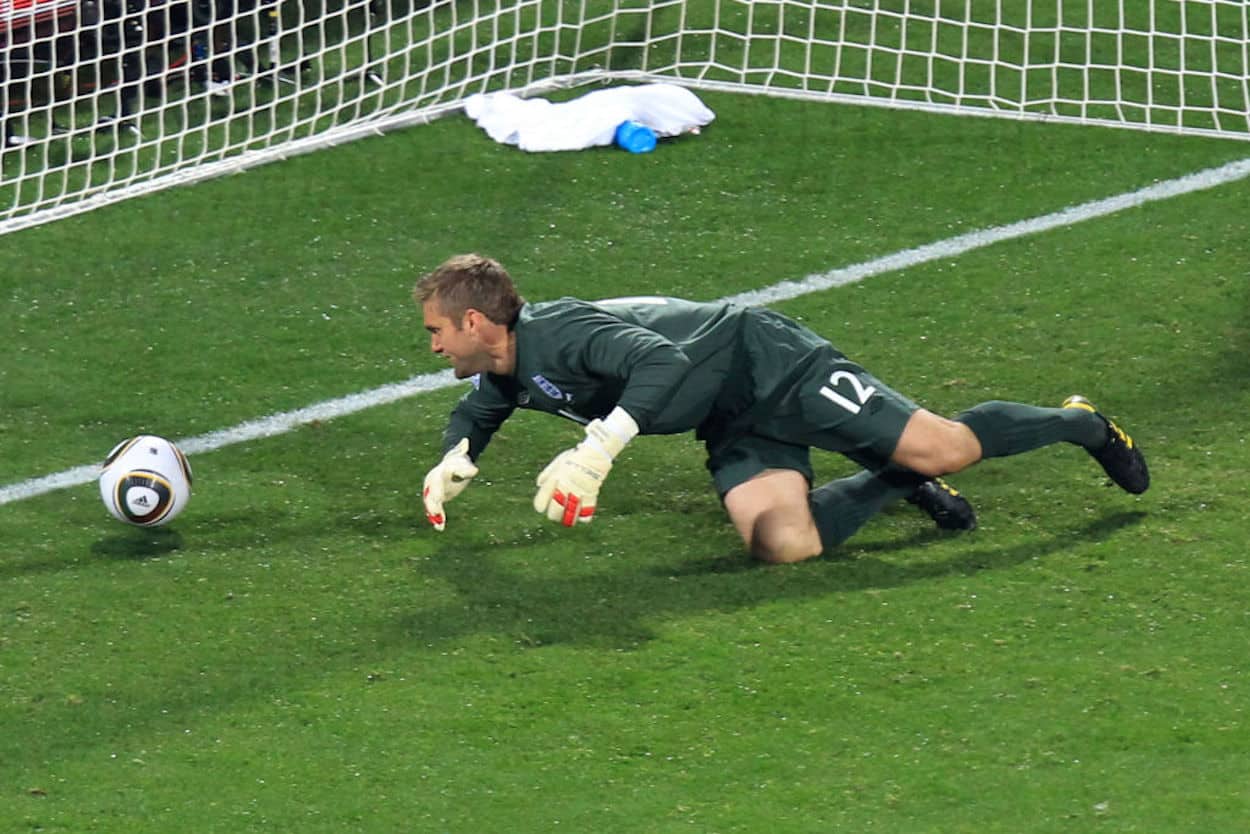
[422,438,479,531]
[534,407,639,527]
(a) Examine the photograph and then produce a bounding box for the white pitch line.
[4,155,1250,507]
[0,370,457,507]
[728,155,1250,307]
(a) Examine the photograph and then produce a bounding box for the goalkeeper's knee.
[748,510,822,564]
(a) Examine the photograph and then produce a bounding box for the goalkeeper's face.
[422,301,496,378]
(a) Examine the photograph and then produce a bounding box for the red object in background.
[1,0,78,34]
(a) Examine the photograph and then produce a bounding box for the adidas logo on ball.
[98,435,194,527]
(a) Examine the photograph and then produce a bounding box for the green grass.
[3,90,1250,832]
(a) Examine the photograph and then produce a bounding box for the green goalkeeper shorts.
[702,310,920,497]
[705,431,815,498]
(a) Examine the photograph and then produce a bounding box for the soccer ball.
[98,435,194,527]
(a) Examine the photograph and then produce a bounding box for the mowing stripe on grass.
[4,155,1250,507]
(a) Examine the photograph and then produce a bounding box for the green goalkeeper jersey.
[442,296,834,457]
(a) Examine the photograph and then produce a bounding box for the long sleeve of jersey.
[571,312,693,431]
[439,297,750,454]
[442,377,516,459]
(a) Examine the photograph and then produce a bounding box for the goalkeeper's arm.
[533,406,640,527]
[423,376,514,531]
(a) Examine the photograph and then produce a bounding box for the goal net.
[4,0,1248,235]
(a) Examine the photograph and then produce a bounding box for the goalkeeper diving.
[418,254,1148,564]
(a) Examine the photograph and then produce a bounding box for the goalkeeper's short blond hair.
[415,253,525,327]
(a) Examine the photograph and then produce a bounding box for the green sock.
[808,467,923,550]
[955,400,1107,459]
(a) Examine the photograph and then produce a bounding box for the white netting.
[4,0,1248,235]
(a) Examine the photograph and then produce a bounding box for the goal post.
[4,0,1248,236]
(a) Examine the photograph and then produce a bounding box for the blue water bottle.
[614,120,657,154]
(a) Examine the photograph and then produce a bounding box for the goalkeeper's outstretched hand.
[422,438,478,531]
[534,409,638,527]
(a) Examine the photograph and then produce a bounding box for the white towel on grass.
[463,83,715,152]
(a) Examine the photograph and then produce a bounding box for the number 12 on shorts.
[819,370,877,415]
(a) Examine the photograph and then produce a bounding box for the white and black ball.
[98,435,193,527]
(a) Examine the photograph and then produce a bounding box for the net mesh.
[4,0,1248,234]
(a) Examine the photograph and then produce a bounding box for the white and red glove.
[534,407,639,526]
[422,438,478,531]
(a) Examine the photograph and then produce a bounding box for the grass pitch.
[2,91,1250,832]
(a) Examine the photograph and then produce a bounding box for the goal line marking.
[4,155,1250,507]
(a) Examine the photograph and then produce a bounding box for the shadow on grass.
[89,527,186,560]
[0,509,1145,773]
[1209,280,1250,392]
[397,510,1147,649]
[0,514,189,579]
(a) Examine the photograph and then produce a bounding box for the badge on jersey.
[532,374,564,400]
